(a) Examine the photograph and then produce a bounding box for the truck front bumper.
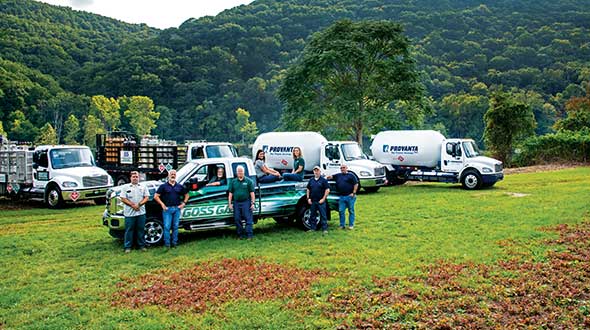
[103,211,125,230]
[62,187,110,202]
[482,172,504,185]
[359,177,387,187]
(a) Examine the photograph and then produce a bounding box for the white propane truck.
[252,132,386,192]
[370,130,504,190]
[0,142,113,208]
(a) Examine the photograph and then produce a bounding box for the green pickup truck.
[102,157,341,244]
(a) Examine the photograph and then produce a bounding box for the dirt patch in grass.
[327,222,590,329]
[113,258,327,313]
[504,163,587,174]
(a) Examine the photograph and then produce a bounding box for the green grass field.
[1,167,589,329]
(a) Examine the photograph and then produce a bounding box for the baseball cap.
[313,165,321,170]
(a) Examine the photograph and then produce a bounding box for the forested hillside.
[1,0,589,148]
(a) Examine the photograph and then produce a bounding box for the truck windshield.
[206,145,238,158]
[462,141,481,158]
[341,143,367,161]
[50,148,95,169]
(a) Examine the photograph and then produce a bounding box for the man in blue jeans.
[154,170,188,248]
[228,166,256,240]
[306,166,330,234]
[327,164,358,229]
[120,171,150,253]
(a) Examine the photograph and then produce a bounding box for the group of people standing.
[120,147,358,252]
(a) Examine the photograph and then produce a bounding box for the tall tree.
[90,95,120,132]
[553,86,590,132]
[123,96,160,136]
[35,123,58,145]
[63,114,80,145]
[484,91,536,165]
[83,114,105,148]
[279,20,425,144]
[8,110,38,142]
[235,108,258,144]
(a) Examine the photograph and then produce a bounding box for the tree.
[124,96,160,136]
[90,95,120,131]
[83,114,105,148]
[8,110,38,142]
[553,86,590,132]
[279,20,425,145]
[0,121,5,136]
[484,91,536,166]
[63,114,80,144]
[35,123,58,145]
[235,108,258,144]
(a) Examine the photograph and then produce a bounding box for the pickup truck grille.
[375,167,385,177]
[83,175,108,187]
[495,164,503,172]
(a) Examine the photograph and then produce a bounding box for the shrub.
[513,129,590,166]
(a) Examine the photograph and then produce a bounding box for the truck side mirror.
[32,163,39,170]
[446,143,454,156]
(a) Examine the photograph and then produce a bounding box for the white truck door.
[320,142,341,176]
[441,140,464,173]
[32,149,51,189]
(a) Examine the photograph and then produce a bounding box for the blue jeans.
[258,174,280,183]
[338,195,356,227]
[309,201,327,231]
[162,206,181,247]
[233,200,253,238]
[282,173,303,181]
[124,214,146,249]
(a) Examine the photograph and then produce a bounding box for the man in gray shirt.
[120,171,150,253]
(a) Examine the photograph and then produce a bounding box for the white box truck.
[252,132,386,192]
[370,130,504,190]
[0,142,113,208]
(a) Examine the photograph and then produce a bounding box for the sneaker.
[171,245,177,249]
[323,230,328,235]
[140,247,147,252]
[247,237,253,241]
[348,226,354,230]
[339,226,346,230]
[124,249,131,253]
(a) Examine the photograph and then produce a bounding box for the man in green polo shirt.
[228,166,255,239]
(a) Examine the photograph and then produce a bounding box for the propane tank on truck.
[370,130,504,190]
[252,132,386,192]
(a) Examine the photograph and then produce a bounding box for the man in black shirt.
[327,164,358,229]
[306,166,330,233]
[154,170,189,248]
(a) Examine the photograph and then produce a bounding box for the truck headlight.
[62,181,78,188]
[482,167,493,173]
[359,171,371,177]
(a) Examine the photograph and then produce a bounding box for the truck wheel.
[274,216,295,226]
[461,170,482,190]
[364,187,380,193]
[116,175,129,186]
[144,218,164,246]
[295,202,317,231]
[45,185,64,209]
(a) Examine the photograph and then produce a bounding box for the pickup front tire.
[144,218,164,245]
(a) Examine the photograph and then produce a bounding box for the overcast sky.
[36,0,254,29]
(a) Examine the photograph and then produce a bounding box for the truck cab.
[441,138,504,189]
[320,141,386,192]
[185,142,238,161]
[0,145,113,208]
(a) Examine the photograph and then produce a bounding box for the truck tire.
[45,184,64,209]
[274,216,295,226]
[116,175,129,186]
[144,217,164,246]
[364,187,380,193]
[461,170,482,190]
[295,202,315,230]
[108,229,124,240]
